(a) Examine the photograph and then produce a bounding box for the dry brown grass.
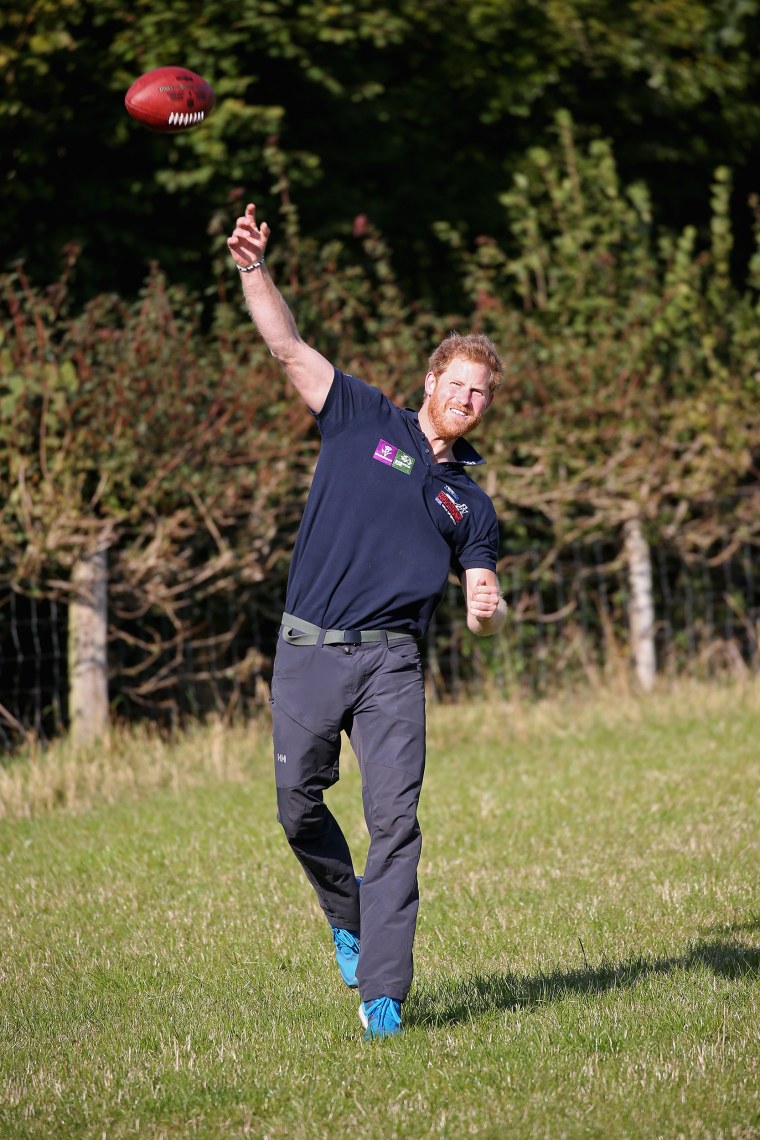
[2,675,758,823]
[0,714,267,822]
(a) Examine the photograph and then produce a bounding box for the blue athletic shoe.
[332,927,360,988]
[359,997,402,1040]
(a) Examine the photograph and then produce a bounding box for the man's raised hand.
[227,203,270,269]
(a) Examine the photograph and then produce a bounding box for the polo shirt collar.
[402,408,487,467]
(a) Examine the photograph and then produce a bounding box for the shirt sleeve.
[450,493,499,576]
[315,369,387,438]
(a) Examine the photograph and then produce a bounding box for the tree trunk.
[623,517,656,692]
[68,544,109,743]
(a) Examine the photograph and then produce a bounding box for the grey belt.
[280,611,416,647]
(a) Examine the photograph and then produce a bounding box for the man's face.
[424,359,493,442]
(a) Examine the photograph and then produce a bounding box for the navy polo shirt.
[284,368,499,639]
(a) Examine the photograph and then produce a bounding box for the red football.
[124,66,215,132]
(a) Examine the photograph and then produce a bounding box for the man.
[228,204,506,1040]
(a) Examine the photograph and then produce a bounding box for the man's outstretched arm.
[227,203,334,413]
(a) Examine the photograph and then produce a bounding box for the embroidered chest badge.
[373,439,416,474]
[436,484,469,524]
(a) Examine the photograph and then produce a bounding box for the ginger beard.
[425,380,486,442]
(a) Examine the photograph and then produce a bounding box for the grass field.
[1,681,758,1138]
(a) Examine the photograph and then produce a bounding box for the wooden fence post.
[68,542,109,743]
[623,517,656,692]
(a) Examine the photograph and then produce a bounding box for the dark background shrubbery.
[3,1,760,306]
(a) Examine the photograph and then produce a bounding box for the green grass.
[1,681,758,1138]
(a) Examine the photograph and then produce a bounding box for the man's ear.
[424,370,437,397]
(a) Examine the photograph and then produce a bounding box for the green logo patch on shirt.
[391,449,415,474]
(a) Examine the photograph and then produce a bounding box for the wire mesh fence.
[1,541,758,749]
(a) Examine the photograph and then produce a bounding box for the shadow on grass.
[409,938,760,1028]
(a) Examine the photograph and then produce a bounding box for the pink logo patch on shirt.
[373,439,397,465]
[373,439,416,474]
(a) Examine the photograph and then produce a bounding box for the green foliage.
[1,260,272,580]
[0,246,319,712]
[2,1,760,304]
[443,113,760,555]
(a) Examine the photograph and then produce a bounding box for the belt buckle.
[342,629,362,645]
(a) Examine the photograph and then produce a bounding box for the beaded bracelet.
[238,257,266,273]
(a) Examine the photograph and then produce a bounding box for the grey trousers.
[271,633,426,1003]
